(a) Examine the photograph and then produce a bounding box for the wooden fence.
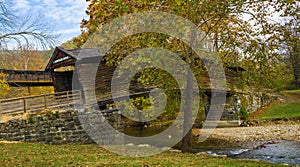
[0,90,82,118]
[0,89,153,120]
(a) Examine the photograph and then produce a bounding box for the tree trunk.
[181,68,193,153]
[290,43,300,89]
[293,66,300,89]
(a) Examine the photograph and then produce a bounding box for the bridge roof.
[45,47,105,71]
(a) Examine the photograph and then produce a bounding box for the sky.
[10,0,88,48]
[6,1,297,50]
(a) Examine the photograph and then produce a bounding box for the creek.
[124,126,300,166]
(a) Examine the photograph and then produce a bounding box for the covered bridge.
[45,47,150,103]
[1,46,266,123]
[45,46,244,94]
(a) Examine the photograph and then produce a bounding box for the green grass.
[261,103,300,119]
[260,90,300,120]
[282,89,300,93]
[0,142,284,167]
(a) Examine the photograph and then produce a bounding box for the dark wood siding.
[76,60,150,104]
[52,71,73,92]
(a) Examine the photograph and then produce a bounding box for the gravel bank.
[195,124,300,142]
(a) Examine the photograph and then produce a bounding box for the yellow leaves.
[0,74,10,97]
[74,0,297,91]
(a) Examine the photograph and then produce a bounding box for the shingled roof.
[45,47,105,71]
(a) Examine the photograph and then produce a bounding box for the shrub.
[239,107,248,120]
[27,114,35,124]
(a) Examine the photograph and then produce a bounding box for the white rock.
[196,152,207,156]
[126,143,134,146]
[137,144,150,147]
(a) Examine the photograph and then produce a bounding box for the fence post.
[23,98,26,113]
[67,91,70,106]
[44,95,47,109]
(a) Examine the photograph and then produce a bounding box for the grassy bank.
[0,142,284,166]
[259,90,300,120]
[260,102,300,119]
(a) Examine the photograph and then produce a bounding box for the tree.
[61,37,79,50]
[75,0,299,153]
[283,17,300,89]
[0,0,57,49]
[0,0,56,97]
[240,1,300,90]
[0,45,54,97]
[0,45,46,70]
[0,73,9,98]
[288,29,300,89]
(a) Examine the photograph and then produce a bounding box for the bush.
[45,110,60,120]
[239,108,248,120]
[0,76,10,97]
[27,114,35,124]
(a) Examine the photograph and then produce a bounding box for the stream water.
[196,140,300,166]
[124,126,300,166]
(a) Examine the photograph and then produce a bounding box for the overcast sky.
[10,0,88,47]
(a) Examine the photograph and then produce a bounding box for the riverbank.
[194,124,300,143]
[0,142,285,166]
[191,123,300,166]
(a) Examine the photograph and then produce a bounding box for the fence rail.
[0,90,82,118]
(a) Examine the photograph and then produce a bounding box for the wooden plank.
[47,103,70,109]
[0,90,79,103]
[0,89,88,118]
[2,111,24,116]
[1,102,23,109]
[1,104,24,112]
[44,95,47,108]
[2,107,25,114]
[1,100,24,107]
[0,90,80,117]
[0,101,2,120]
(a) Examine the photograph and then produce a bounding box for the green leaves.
[75,0,299,91]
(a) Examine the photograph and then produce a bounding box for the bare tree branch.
[0,0,58,49]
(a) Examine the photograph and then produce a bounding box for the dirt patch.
[248,99,281,120]
[0,109,65,123]
[0,140,22,144]
[280,91,300,103]
[0,113,29,123]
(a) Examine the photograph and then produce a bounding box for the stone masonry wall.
[0,109,122,144]
[218,92,276,120]
[0,92,276,143]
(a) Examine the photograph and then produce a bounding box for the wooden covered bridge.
[0,47,155,119]
[1,46,244,95]
[0,46,152,100]
[0,46,256,124]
